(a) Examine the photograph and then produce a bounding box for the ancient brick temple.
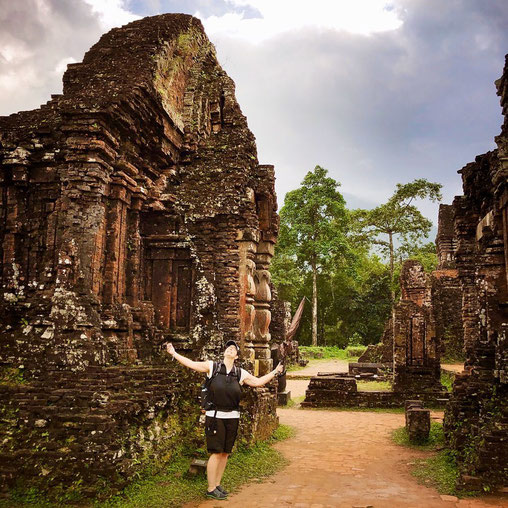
[443,56,508,490]
[0,14,279,496]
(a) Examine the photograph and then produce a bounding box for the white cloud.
[0,0,106,115]
[54,56,77,74]
[199,0,403,43]
[83,0,140,29]
[0,42,32,63]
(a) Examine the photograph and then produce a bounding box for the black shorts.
[205,416,239,454]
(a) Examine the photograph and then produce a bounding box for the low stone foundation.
[0,363,278,498]
[301,375,449,409]
[0,364,201,497]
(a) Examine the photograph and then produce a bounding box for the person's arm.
[166,343,210,373]
[243,362,284,388]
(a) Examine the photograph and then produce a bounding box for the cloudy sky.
[1,0,507,227]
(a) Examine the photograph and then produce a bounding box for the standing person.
[166,340,283,500]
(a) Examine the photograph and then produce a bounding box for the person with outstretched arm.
[166,339,284,500]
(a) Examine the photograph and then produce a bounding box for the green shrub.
[346,346,367,357]
[347,333,363,347]
[441,370,455,392]
[299,346,348,360]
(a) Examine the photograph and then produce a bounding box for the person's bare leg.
[207,453,221,492]
[215,452,229,488]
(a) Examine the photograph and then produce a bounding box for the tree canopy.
[275,166,350,345]
[351,178,442,299]
[272,174,442,347]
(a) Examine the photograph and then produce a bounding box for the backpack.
[199,361,241,412]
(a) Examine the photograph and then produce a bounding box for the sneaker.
[206,488,227,500]
[216,485,229,496]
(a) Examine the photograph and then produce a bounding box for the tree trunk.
[312,262,318,346]
[389,231,395,303]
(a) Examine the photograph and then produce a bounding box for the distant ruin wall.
[432,204,463,361]
[0,14,278,496]
[443,55,508,490]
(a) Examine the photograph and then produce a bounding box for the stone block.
[407,408,430,443]
[277,390,291,406]
[404,399,424,429]
[188,459,207,475]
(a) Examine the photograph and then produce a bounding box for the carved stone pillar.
[103,174,130,304]
[125,192,145,307]
[237,229,258,364]
[253,239,275,375]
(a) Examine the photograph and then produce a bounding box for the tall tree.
[275,166,350,346]
[351,179,442,301]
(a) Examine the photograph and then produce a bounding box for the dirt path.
[190,360,506,507]
[441,364,464,374]
[192,407,507,508]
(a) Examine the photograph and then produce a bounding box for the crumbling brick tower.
[443,55,508,490]
[0,14,278,495]
[431,204,464,361]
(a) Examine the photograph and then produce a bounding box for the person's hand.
[166,343,176,357]
[275,362,284,375]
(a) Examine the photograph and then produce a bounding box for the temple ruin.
[359,206,463,369]
[0,14,279,496]
[302,259,449,409]
[392,260,441,391]
[432,204,464,361]
[443,56,508,490]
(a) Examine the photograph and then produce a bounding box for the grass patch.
[98,424,293,508]
[391,422,444,450]
[2,426,294,508]
[285,395,305,408]
[299,346,361,361]
[441,355,465,365]
[391,423,473,496]
[357,380,392,392]
[412,451,462,496]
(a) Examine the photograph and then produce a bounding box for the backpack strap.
[205,361,221,388]
[211,361,221,379]
[230,365,241,382]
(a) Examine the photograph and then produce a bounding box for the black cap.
[225,340,240,352]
